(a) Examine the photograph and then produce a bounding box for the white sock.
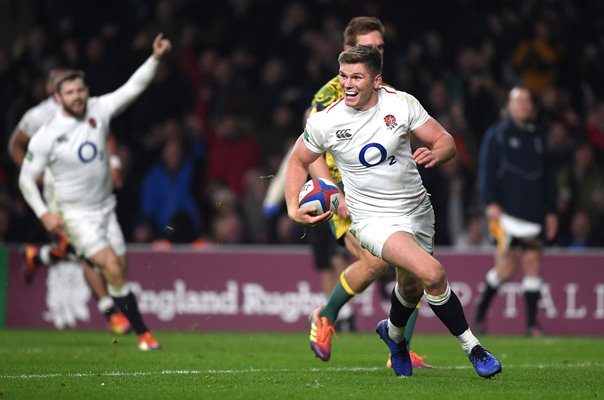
[388,319,406,344]
[457,328,481,354]
[97,296,115,314]
[522,276,542,292]
[486,268,502,288]
[39,245,52,265]
[339,303,354,319]
[107,283,130,298]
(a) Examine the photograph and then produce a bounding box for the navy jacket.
[478,118,557,224]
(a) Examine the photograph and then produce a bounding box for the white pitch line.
[1,363,602,380]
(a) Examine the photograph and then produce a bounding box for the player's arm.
[8,127,30,167]
[101,33,172,116]
[107,132,123,189]
[477,126,503,220]
[307,155,331,181]
[8,106,38,167]
[411,117,456,168]
[543,139,559,240]
[285,137,331,226]
[262,148,291,216]
[307,154,349,218]
[18,132,64,233]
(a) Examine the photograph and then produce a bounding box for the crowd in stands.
[1,0,603,249]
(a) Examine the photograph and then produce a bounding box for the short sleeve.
[301,116,325,155]
[405,93,430,131]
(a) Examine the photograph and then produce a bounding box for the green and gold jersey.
[310,76,343,114]
[310,76,344,186]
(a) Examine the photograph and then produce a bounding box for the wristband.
[109,155,122,169]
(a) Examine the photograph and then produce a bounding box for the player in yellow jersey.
[305,16,430,368]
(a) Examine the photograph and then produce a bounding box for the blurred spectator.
[559,142,604,223]
[208,185,245,244]
[241,169,270,243]
[511,20,561,96]
[205,112,260,199]
[567,210,594,249]
[131,215,155,243]
[0,204,13,243]
[1,0,604,247]
[586,101,604,157]
[140,135,202,239]
[453,215,491,251]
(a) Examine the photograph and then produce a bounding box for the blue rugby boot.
[468,344,502,378]
[375,319,412,377]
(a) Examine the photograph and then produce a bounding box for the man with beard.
[19,33,172,351]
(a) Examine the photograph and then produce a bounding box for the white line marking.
[1,362,602,380]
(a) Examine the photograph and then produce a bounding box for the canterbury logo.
[335,129,352,140]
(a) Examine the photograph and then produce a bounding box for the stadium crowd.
[1,0,603,248]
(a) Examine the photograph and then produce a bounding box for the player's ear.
[374,73,382,89]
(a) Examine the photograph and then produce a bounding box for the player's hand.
[413,147,437,168]
[152,33,172,59]
[40,212,65,234]
[110,165,123,189]
[485,203,503,221]
[545,213,558,241]
[290,206,333,226]
[337,193,350,219]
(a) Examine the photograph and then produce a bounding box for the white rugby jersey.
[302,87,429,221]
[17,97,60,137]
[19,57,159,216]
[17,97,61,202]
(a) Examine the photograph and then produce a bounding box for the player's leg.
[308,223,353,360]
[376,267,423,376]
[310,229,389,361]
[381,231,501,378]
[473,247,517,333]
[64,205,159,350]
[320,231,388,322]
[107,212,159,350]
[521,243,544,337]
[329,250,356,332]
[80,260,131,334]
[21,244,45,284]
[21,231,72,283]
[91,247,158,350]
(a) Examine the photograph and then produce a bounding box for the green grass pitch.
[0,329,602,399]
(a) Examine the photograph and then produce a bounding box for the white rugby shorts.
[350,196,435,258]
[60,196,126,258]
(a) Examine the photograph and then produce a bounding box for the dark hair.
[54,69,85,93]
[343,16,385,47]
[338,45,383,76]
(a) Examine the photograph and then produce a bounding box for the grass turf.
[0,330,602,399]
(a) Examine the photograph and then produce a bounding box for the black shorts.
[307,222,347,271]
[509,237,544,250]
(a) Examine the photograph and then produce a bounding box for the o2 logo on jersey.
[78,141,98,163]
[359,142,396,168]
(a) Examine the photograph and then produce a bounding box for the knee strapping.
[424,283,451,306]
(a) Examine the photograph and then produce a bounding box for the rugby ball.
[298,178,340,215]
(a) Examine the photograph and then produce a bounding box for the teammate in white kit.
[285,45,502,378]
[9,68,131,335]
[19,33,172,351]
